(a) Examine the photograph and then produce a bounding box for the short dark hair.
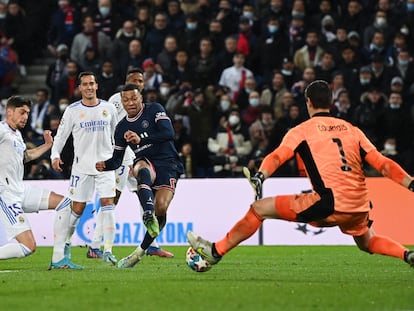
[77,71,97,84]
[126,67,143,80]
[6,96,32,109]
[121,84,140,93]
[304,80,332,109]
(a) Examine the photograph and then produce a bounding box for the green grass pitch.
[1,245,413,311]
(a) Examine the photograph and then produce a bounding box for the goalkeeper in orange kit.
[187,80,414,268]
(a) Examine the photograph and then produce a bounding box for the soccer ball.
[185,247,212,272]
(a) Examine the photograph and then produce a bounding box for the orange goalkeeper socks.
[368,235,408,260]
[215,206,264,257]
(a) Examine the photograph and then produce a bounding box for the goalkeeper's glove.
[249,172,265,199]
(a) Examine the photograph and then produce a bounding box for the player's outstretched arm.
[365,150,414,191]
[24,130,54,163]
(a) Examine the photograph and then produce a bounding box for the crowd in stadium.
[1,0,414,179]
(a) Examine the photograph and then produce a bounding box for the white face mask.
[384,143,396,152]
[228,115,240,126]
[160,86,170,96]
[375,17,386,27]
[242,11,253,19]
[59,104,68,112]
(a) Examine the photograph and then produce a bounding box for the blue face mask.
[99,7,110,17]
[399,59,409,66]
[268,25,278,33]
[360,78,370,85]
[186,22,197,30]
[249,98,260,107]
[407,3,414,12]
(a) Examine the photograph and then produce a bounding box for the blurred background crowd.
[0,0,413,179]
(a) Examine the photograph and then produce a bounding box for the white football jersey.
[0,121,26,197]
[51,99,118,174]
[107,92,134,165]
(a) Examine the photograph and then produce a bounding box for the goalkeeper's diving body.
[96,84,183,268]
[187,80,414,268]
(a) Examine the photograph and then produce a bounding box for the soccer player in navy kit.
[96,84,183,268]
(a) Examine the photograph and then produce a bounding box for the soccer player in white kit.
[49,72,119,269]
[0,96,72,260]
[88,68,174,258]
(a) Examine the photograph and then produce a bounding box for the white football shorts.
[68,168,115,202]
[115,164,137,192]
[0,192,31,241]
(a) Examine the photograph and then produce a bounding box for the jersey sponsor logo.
[79,119,109,133]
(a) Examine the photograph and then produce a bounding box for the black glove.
[408,180,414,192]
[249,172,265,199]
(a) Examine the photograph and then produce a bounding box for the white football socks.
[90,208,104,249]
[0,243,31,259]
[101,205,115,253]
[52,200,80,262]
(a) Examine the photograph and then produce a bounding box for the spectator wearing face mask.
[377,92,414,159]
[109,20,142,79]
[241,90,262,126]
[254,15,289,85]
[87,0,123,39]
[176,13,208,59]
[349,65,374,104]
[208,106,252,177]
[235,76,256,112]
[247,105,275,171]
[363,10,395,51]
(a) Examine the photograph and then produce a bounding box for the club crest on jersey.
[18,216,25,223]
[142,120,149,128]
[102,110,108,117]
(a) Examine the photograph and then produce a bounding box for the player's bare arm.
[24,130,54,163]
[124,130,140,144]
[96,161,106,172]
[51,158,64,172]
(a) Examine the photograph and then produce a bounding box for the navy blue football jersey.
[105,102,183,173]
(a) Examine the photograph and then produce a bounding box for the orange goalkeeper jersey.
[262,112,407,213]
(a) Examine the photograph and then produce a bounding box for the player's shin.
[90,208,104,249]
[215,206,264,256]
[101,205,116,253]
[52,203,72,262]
[53,207,80,262]
[136,168,155,212]
[368,235,408,260]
